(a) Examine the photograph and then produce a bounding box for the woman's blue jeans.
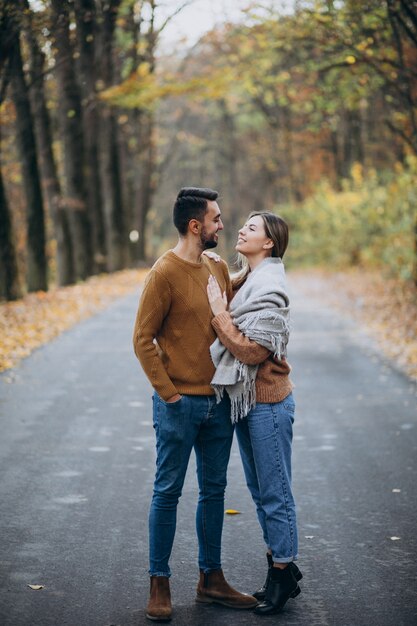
[149,393,234,577]
[235,394,298,563]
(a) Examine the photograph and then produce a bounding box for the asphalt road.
[0,280,416,626]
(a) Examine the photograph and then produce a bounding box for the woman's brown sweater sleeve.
[211,311,270,365]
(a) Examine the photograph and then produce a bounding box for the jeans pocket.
[282,393,295,413]
[153,393,183,429]
[159,395,183,407]
[247,404,276,441]
[156,395,188,429]
[281,396,295,426]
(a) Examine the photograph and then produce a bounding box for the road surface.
[0,280,416,625]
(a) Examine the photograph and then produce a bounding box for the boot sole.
[196,594,258,609]
[254,585,301,616]
[146,613,172,622]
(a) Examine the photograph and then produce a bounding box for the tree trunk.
[134,114,157,261]
[414,208,417,288]
[386,0,417,155]
[74,0,107,272]
[96,0,126,271]
[131,1,159,263]
[118,116,137,266]
[216,100,240,261]
[0,164,21,300]
[21,0,74,286]
[329,125,344,187]
[282,106,302,201]
[99,109,126,270]
[116,4,141,266]
[51,0,93,280]
[350,108,364,166]
[10,37,48,292]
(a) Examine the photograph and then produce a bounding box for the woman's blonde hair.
[231,212,289,290]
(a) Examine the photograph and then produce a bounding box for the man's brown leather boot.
[146,576,172,622]
[195,568,258,609]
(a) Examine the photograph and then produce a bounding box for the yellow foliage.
[100,63,232,110]
[278,159,417,282]
[351,162,363,186]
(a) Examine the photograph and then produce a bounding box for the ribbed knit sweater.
[133,250,232,400]
[211,311,293,403]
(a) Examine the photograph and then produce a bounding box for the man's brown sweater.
[133,250,232,400]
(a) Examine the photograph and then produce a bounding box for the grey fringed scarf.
[210,257,290,423]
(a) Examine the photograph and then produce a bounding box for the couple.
[133,187,301,622]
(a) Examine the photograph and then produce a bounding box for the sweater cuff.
[211,311,233,330]
[156,382,179,402]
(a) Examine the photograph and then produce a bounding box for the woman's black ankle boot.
[254,565,301,615]
[253,553,273,600]
[291,562,303,581]
[253,555,302,602]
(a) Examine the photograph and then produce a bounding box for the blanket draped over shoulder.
[210,257,290,423]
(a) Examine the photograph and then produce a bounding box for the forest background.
[0,1,416,335]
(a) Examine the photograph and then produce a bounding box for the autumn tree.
[0,2,21,299]
[50,0,93,280]
[100,0,200,261]
[1,0,416,298]
[5,0,48,292]
[20,0,74,286]
[74,0,107,273]
[0,156,21,300]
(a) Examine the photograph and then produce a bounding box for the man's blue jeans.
[235,394,298,563]
[149,393,234,577]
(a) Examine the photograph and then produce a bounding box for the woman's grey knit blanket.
[210,257,290,422]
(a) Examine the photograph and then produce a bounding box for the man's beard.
[200,227,218,249]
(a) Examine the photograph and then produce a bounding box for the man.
[133,187,257,621]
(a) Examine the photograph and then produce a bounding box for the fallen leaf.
[225,509,241,515]
[28,584,45,590]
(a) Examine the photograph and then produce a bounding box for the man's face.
[200,201,224,249]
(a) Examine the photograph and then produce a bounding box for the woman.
[206,212,302,616]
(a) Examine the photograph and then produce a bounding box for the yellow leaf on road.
[225,509,241,515]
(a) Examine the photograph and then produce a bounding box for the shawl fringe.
[210,258,290,423]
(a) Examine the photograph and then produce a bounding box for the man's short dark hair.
[173,187,218,235]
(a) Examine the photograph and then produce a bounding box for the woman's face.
[235,215,273,257]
